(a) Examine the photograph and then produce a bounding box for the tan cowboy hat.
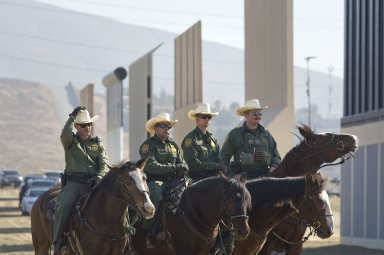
[145,112,178,134]
[74,110,99,124]
[235,99,268,116]
[188,103,219,120]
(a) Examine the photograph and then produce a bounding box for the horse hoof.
[60,246,69,255]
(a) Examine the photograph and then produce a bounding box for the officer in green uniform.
[139,112,188,248]
[182,103,226,181]
[53,107,109,254]
[221,99,281,180]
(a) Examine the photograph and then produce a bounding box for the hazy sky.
[36,0,344,77]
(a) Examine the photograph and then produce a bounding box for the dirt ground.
[0,188,383,255]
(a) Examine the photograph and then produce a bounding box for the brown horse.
[234,173,329,255]
[31,159,155,255]
[131,174,252,255]
[258,125,359,255]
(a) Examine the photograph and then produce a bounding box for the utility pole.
[305,56,316,127]
[328,65,334,119]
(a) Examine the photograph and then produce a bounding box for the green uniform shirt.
[61,116,109,177]
[182,127,221,179]
[221,123,281,178]
[139,135,185,178]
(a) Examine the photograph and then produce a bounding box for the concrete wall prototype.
[80,84,94,135]
[341,121,384,250]
[128,44,162,161]
[173,21,203,144]
[102,67,127,164]
[244,0,294,157]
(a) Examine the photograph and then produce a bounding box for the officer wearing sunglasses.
[53,106,109,254]
[139,112,188,248]
[221,99,281,180]
[182,103,227,181]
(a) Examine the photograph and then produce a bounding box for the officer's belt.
[147,175,174,182]
[66,172,96,183]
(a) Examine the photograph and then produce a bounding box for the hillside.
[0,0,343,121]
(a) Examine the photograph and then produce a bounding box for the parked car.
[19,174,46,207]
[20,187,50,215]
[0,169,23,188]
[19,178,56,207]
[43,170,62,186]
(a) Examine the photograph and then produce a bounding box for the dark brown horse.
[31,159,155,255]
[131,174,252,255]
[234,173,329,255]
[258,125,359,255]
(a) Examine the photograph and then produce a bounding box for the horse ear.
[298,124,312,140]
[239,172,247,184]
[136,157,148,169]
[304,172,313,183]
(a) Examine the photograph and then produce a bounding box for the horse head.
[110,159,155,219]
[221,176,252,240]
[299,124,358,165]
[300,172,334,239]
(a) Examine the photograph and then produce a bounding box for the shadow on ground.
[302,244,384,255]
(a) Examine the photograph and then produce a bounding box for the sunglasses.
[250,111,263,116]
[79,123,92,128]
[198,115,212,120]
[157,123,172,129]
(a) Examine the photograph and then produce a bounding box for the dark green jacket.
[139,135,185,178]
[221,123,281,178]
[61,116,109,177]
[182,127,221,179]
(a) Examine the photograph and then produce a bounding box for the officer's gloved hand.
[175,163,189,178]
[92,175,102,187]
[69,106,86,117]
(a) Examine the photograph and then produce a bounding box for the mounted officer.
[53,106,109,254]
[221,99,281,180]
[182,103,226,181]
[139,112,189,249]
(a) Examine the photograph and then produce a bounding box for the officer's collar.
[194,126,210,136]
[152,134,171,143]
[241,122,265,133]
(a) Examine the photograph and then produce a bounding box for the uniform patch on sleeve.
[184,138,192,148]
[91,143,99,151]
[141,144,149,154]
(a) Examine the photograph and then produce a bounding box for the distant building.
[340,0,384,250]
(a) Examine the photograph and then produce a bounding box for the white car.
[20,187,49,216]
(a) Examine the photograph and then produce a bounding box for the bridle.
[301,133,352,169]
[271,179,332,245]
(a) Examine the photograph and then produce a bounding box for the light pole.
[305,56,316,127]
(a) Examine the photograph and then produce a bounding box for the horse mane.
[191,175,252,209]
[246,176,307,208]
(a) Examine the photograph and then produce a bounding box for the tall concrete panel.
[102,67,127,164]
[80,83,94,135]
[173,21,202,144]
[128,44,162,161]
[244,0,294,157]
